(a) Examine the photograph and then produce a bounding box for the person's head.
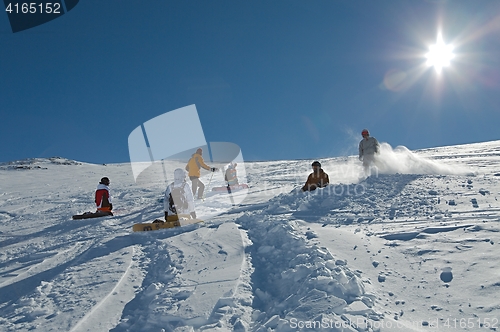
[231,162,237,168]
[311,161,321,172]
[196,148,203,155]
[174,168,186,183]
[100,177,110,186]
[361,129,369,138]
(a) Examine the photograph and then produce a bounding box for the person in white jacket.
[164,168,196,222]
[358,129,380,175]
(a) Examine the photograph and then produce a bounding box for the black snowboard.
[72,211,113,220]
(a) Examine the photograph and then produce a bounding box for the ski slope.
[0,140,499,331]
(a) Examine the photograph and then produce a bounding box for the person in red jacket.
[95,177,113,215]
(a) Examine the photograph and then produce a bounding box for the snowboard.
[72,211,113,220]
[211,184,249,192]
[133,214,204,232]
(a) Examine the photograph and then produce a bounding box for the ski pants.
[362,154,377,176]
[190,176,205,199]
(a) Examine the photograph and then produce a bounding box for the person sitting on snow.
[225,162,239,186]
[164,168,197,222]
[95,177,113,215]
[358,128,380,175]
[301,161,330,192]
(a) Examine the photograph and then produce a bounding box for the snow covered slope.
[0,141,499,331]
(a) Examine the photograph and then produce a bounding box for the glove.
[190,211,197,219]
[211,167,218,172]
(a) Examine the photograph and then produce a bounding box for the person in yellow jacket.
[185,148,217,199]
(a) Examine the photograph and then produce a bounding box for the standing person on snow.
[301,161,330,192]
[359,128,380,175]
[185,147,217,199]
[95,177,113,216]
[164,168,196,221]
[225,162,239,186]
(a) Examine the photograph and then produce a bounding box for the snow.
[1,140,500,331]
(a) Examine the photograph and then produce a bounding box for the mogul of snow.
[358,128,380,176]
[301,161,330,192]
[95,177,113,215]
[164,168,197,222]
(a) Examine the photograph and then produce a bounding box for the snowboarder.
[225,162,239,186]
[185,148,217,199]
[301,161,330,192]
[95,177,113,216]
[358,129,380,175]
[164,168,196,221]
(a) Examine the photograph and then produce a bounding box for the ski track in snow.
[0,142,499,331]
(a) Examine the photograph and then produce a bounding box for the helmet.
[311,161,321,167]
[100,177,110,185]
[174,168,186,183]
[361,129,369,136]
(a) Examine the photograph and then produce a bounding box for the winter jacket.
[95,184,112,212]
[225,165,239,185]
[164,181,195,217]
[185,152,211,178]
[359,137,380,158]
[302,169,330,191]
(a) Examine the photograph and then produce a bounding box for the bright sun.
[426,33,455,73]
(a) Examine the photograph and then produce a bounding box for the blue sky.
[1,0,500,164]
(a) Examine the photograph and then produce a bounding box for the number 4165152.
[5,2,62,14]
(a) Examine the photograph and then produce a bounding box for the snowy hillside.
[1,141,500,332]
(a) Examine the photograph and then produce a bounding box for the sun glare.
[426,33,455,73]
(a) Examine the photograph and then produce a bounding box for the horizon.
[2,138,498,166]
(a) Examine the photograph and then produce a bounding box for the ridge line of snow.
[69,245,140,332]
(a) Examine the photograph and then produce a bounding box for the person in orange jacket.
[301,161,329,192]
[185,148,217,199]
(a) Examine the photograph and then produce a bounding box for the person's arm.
[104,193,113,210]
[323,173,330,187]
[107,189,113,210]
[374,138,380,154]
[302,174,313,191]
[197,156,211,171]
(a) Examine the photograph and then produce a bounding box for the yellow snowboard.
[133,214,203,232]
